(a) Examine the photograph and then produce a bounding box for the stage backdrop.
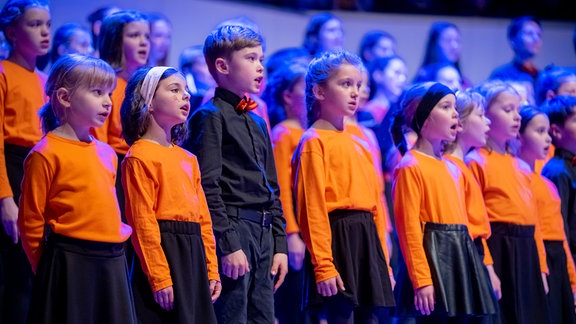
[48,0,575,85]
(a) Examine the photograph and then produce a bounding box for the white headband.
[140,66,172,108]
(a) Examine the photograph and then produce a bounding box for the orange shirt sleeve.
[393,163,432,289]
[294,139,338,283]
[0,65,11,199]
[272,125,299,234]
[17,151,53,272]
[122,156,173,292]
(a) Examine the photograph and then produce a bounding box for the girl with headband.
[392,82,498,322]
[18,54,136,323]
[121,66,220,323]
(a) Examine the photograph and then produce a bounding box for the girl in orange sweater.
[18,54,135,323]
[516,105,576,324]
[467,80,550,324]
[392,82,497,322]
[121,66,220,323]
[292,50,395,323]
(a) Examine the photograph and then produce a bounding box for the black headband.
[410,83,454,135]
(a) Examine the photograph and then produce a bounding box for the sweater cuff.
[217,230,242,256]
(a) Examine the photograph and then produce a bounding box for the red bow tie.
[235,94,258,113]
[572,157,576,166]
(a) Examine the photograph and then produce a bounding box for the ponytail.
[39,102,59,134]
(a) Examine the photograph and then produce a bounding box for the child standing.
[517,105,576,324]
[18,54,135,324]
[0,1,50,322]
[183,25,288,324]
[541,95,576,264]
[467,80,550,324]
[121,66,220,323]
[392,82,497,322]
[443,90,502,300]
[292,50,395,323]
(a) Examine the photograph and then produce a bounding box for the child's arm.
[18,151,53,272]
[542,170,575,254]
[122,157,173,295]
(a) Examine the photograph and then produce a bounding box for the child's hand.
[317,274,345,297]
[1,197,19,244]
[271,253,288,292]
[221,249,250,280]
[486,265,502,300]
[154,286,174,311]
[287,233,306,270]
[414,285,435,315]
[541,272,549,294]
[209,280,222,303]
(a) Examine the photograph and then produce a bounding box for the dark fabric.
[183,86,286,256]
[131,220,216,324]
[303,210,395,312]
[488,222,551,324]
[489,60,539,85]
[542,148,576,264]
[410,83,454,135]
[213,217,274,324]
[0,144,33,324]
[27,234,136,324]
[394,223,498,319]
[544,240,576,324]
[473,237,485,259]
[226,206,273,227]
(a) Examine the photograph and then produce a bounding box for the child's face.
[66,83,115,129]
[520,114,551,161]
[63,29,93,56]
[122,21,150,71]
[223,46,264,96]
[319,19,343,52]
[485,91,521,146]
[370,37,395,60]
[380,58,407,101]
[358,70,370,108]
[149,19,171,61]
[436,66,462,92]
[512,21,542,58]
[315,63,362,120]
[553,112,576,153]
[459,104,490,148]
[556,79,576,98]
[7,7,51,58]
[284,76,306,122]
[438,27,461,63]
[420,93,459,143]
[150,73,191,128]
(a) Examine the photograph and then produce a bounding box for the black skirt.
[131,220,216,324]
[544,240,576,324]
[488,222,550,324]
[394,222,498,318]
[27,234,137,324]
[303,210,395,310]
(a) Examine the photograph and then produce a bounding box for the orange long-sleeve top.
[393,150,469,289]
[18,133,132,272]
[532,172,576,292]
[292,128,391,283]
[445,155,494,265]
[346,122,393,232]
[467,148,548,274]
[122,140,219,292]
[92,76,129,155]
[271,121,304,234]
[0,60,47,198]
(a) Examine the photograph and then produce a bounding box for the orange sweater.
[293,128,391,283]
[271,122,304,234]
[532,172,576,292]
[122,140,219,292]
[92,76,129,154]
[0,60,47,198]
[467,148,548,273]
[18,133,132,272]
[346,122,393,232]
[445,155,494,265]
[393,150,469,289]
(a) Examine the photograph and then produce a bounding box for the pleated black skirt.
[303,210,395,310]
[544,240,576,324]
[394,222,498,319]
[27,234,137,324]
[131,220,216,324]
[487,222,550,324]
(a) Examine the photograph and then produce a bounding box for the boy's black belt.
[226,206,273,227]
